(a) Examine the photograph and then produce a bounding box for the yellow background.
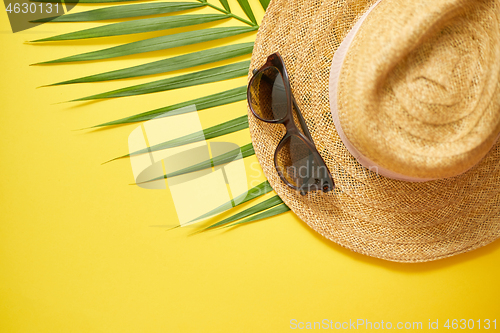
[1,1,499,332]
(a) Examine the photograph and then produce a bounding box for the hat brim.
[248,0,500,262]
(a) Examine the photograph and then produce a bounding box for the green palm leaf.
[258,0,270,10]
[190,180,273,223]
[32,2,205,22]
[53,43,253,85]
[218,0,230,12]
[110,115,248,162]
[31,0,144,2]
[94,86,247,127]
[236,0,257,24]
[165,142,254,178]
[36,26,257,64]
[205,195,282,230]
[139,143,254,183]
[227,203,290,227]
[34,0,291,227]
[72,61,250,100]
[32,14,229,42]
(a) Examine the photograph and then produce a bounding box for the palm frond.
[94,86,247,127]
[36,26,256,64]
[72,61,250,100]
[110,115,248,162]
[218,0,230,12]
[35,0,291,228]
[138,142,254,183]
[204,195,282,230]
[31,0,145,3]
[32,2,205,22]
[236,0,257,24]
[32,14,229,42]
[53,43,253,85]
[190,180,273,222]
[226,203,290,227]
[258,0,270,10]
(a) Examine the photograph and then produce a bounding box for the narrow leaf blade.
[115,115,248,160]
[190,181,273,223]
[236,0,257,24]
[94,86,247,127]
[31,0,146,3]
[32,14,229,42]
[32,2,205,22]
[74,61,250,100]
[166,143,254,179]
[54,42,254,85]
[139,143,255,183]
[205,195,283,230]
[218,0,230,12]
[228,203,290,227]
[258,0,270,10]
[37,26,257,64]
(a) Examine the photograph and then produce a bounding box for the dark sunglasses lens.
[276,135,331,191]
[249,67,288,121]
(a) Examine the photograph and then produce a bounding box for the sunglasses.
[247,52,335,195]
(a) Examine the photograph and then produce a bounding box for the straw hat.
[248,0,500,262]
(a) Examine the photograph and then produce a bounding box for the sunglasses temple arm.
[292,96,314,142]
[251,68,313,142]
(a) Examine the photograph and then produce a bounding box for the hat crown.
[404,28,477,108]
[336,0,500,179]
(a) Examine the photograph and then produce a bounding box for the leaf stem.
[198,0,258,27]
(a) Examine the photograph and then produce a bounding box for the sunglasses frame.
[247,52,335,194]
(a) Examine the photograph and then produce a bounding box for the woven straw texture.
[248,0,500,262]
[339,0,500,179]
